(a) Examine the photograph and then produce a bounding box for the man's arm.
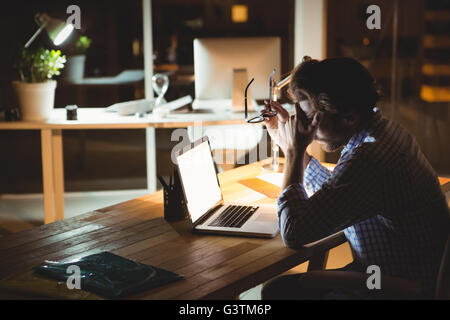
[277,149,383,248]
[282,149,332,190]
[282,150,305,191]
[284,150,332,196]
[303,153,332,195]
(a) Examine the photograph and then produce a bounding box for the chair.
[305,233,449,299]
[435,234,450,299]
[298,179,450,299]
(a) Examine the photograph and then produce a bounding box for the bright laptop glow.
[177,140,222,223]
[176,137,279,238]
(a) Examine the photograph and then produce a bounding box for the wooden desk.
[0,158,345,300]
[0,159,448,299]
[439,177,450,193]
[0,108,250,224]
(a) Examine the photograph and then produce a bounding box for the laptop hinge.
[193,203,224,227]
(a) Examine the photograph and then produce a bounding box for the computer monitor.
[193,37,281,104]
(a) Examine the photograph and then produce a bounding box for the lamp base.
[261,163,284,173]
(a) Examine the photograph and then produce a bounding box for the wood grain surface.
[0,158,446,299]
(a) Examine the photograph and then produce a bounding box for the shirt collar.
[340,107,381,157]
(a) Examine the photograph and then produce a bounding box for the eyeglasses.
[245,69,278,123]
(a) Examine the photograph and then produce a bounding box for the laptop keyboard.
[208,205,259,228]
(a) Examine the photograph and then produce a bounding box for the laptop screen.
[177,140,222,224]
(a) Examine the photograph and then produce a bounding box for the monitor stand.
[192,68,257,112]
[232,68,254,112]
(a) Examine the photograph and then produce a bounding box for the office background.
[0,0,448,196]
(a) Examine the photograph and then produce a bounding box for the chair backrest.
[435,234,450,299]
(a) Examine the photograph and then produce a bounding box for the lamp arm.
[24,13,51,48]
[24,21,48,48]
[24,23,46,48]
[272,74,292,101]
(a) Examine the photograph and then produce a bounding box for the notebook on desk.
[176,136,279,238]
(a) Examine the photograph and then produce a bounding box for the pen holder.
[163,188,187,222]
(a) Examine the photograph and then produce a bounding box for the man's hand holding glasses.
[262,100,323,156]
[245,69,277,123]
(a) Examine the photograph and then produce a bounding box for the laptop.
[176,136,279,238]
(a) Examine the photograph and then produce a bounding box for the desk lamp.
[24,13,74,48]
[261,73,292,172]
[262,56,312,172]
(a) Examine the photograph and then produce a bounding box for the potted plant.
[13,47,66,121]
[62,35,92,82]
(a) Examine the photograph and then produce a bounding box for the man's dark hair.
[288,57,380,122]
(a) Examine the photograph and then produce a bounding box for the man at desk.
[261,57,449,299]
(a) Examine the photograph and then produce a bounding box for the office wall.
[0,0,297,193]
[0,0,147,193]
[325,0,450,173]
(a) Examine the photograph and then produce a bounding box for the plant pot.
[12,80,57,121]
[62,54,86,82]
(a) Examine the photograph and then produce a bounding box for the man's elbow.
[281,234,302,249]
[279,213,323,248]
[279,223,311,249]
[281,230,323,249]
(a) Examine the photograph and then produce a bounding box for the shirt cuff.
[276,183,309,217]
[304,156,331,192]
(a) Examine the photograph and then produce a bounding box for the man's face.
[299,100,351,152]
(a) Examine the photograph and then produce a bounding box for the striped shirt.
[277,109,449,296]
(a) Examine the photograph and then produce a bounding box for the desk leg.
[146,127,157,193]
[52,129,65,221]
[41,129,56,224]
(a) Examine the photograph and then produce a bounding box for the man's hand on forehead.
[299,100,322,123]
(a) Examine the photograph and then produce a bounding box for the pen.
[158,175,169,190]
[174,169,179,191]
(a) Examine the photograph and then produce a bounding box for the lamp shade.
[39,13,74,45]
[25,13,74,48]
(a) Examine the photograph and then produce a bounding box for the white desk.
[0,108,249,224]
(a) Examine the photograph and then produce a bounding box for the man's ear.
[340,112,360,128]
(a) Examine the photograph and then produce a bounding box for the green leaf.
[14,47,66,83]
